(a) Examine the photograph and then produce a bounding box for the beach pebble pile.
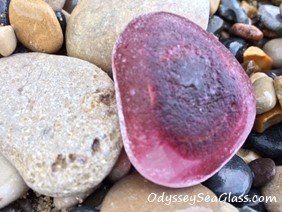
[0,0,281,211]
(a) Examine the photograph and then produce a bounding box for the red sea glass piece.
[112,12,256,187]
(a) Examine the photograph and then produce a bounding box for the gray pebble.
[259,5,282,36]
[219,0,249,23]
[263,39,282,68]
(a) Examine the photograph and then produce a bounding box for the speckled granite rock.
[0,53,122,197]
[66,0,210,75]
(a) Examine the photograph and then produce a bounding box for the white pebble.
[0,153,28,209]
[0,26,17,57]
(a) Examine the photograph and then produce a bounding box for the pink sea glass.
[112,12,256,188]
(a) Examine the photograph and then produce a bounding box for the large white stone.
[0,53,122,197]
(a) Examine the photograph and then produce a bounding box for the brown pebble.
[249,158,276,187]
[241,1,258,18]
[230,23,263,41]
[9,0,63,53]
[241,60,261,76]
[63,0,79,13]
[253,103,282,133]
[262,28,279,39]
[107,149,131,183]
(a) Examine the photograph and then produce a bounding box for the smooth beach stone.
[210,0,220,16]
[259,5,282,36]
[107,149,131,183]
[0,25,17,57]
[230,23,263,42]
[236,149,261,164]
[274,76,282,107]
[0,53,122,197]
[66,0,210,75]
[9,0,63,53]
[219,0,249,23]
[240,1,258,19]
[44,0,66,11]
[251,73,276,114]
[56,11,67,32]
[207,15,225,35]
[253,103,282,133]
[223,38,248,63]
[244,47,273,71]
[54,187,97,209]
[203,155,253,199]
[263,39,282,68]
[0,0,10,26]
[249,158,276,187]
[113,12,255,188]
[262,166,282,212]
[63,0,80,13]
[246,124,282,159]
[250,72,267,84]
[0,153,29,209]
[101,174,220,212]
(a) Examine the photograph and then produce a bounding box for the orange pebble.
[243,46,273,71]
[253,103,282,133]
